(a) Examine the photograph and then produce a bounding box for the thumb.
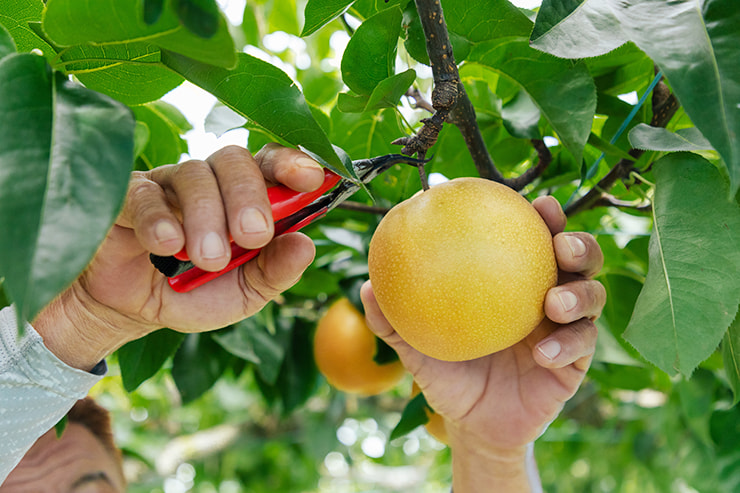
[241,232,315,308]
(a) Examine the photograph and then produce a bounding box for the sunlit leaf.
[469,37,596,165]
[0,54,134,323]
[341,7,402,95]
[624,154,740,376]
[628,124,714,153]
[302,0,354,37]
[43,0,236,68]
[162,51,351,177]
[0,23,15,60]
[530,0,626,58]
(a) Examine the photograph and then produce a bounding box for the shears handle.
[151,168,341,293]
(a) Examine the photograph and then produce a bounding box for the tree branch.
[337,201,390,215]
[405,87,435,113]
[394,0,503,183]
[503,139,552,191]
[564,82,678,216]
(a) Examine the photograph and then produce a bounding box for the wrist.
[32,284,150,372]
[449,429,537,493]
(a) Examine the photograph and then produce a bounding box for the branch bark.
[503,139,552,191]
[395,0,503,183]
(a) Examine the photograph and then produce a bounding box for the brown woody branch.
[337,201,390,215]
[394,0,503,183]
[503,139,552,191]
[564,81,679,216]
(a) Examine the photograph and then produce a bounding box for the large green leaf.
[468,37,596,165]
[530,0,740,197]
[617,0,740,199]
[42,0,236,68]
[163,51,351,177]
[57,42,183,105]
[530,0,626,58]
[340,7,402,96]
[0,23,15,60]
[302,0,354,37]
[0,0,55,57]
[117,329,186,392]
[0,54,134,323]
[624,154,740,376]
[723,312,740,405]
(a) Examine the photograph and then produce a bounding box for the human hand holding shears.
[30,144,424,372]
[151,148,425,292]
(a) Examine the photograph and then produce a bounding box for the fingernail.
[295,157,322,170]
[538,340,562,361]
[201,232,226,259]
[565,235,586,257]
[557,290,578,312]
[154,220,179,243]
[239,208,269,235]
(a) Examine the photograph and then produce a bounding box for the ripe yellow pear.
[313,298,406,396]
[368,177,557,361]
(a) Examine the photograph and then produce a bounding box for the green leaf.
[57,42,184,105]
[302,0,354,37]
[530,0,626,58]
[373,336,400,365]
[142,0,165,25]
[172,333,233,403]
[133,121,150,159]
[0,54,134,323]
[615,0,740,198]
[117,329,186,392]
[364,69,416,112]
[588,132,635,161]
[204,103,247,137]
[628,124,714,153]
[162,51,351,177]
[0,23,16,60]
[531,0,740,197]
[340,7,402,96]
[0,0,56,57]
[43,0,236,68]
[624,154,740,376]
[172,0,220,39]
[722,310,740,405]
[337,69,416,113]
[501,90,541,140]
[212,312,291,386]
[132,101,189,169]
[390,392,430,441]
[469,37,596,166]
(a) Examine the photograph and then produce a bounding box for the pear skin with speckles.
[368,177,557,362]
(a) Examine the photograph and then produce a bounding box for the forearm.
[0,306,105,483]
[451,441,542,493]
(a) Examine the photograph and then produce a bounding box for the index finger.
[254,143,326,192]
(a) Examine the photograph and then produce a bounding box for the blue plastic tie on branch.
[566,70,664,207]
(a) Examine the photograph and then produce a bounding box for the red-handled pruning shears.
[150,154,426,293]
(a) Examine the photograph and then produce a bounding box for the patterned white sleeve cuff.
[0,305,106,484]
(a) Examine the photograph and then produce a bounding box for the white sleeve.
[0,305,106,485]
